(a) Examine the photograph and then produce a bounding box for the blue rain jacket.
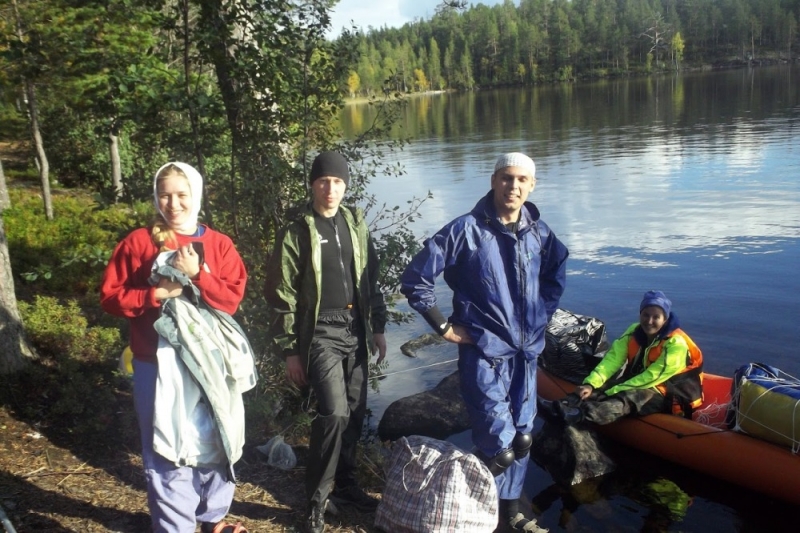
[401,190,569,362]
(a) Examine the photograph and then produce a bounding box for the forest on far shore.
[343,0,800,95]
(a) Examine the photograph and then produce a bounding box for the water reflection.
[342,66,800,263]
[343,68,800,142]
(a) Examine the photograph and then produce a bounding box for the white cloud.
[329,1,503,36]
[329,1,405,35]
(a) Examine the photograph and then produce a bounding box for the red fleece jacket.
[100,226,247,363]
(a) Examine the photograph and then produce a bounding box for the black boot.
[536,398,560,421]
[552,400,584,425]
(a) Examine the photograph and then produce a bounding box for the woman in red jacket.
[100,162,247,533]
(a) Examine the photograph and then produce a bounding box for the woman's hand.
[576,384,594,400]
[170,243,201,278]
[443,324,474,345]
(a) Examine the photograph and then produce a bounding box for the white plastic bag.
[256,435,297,470]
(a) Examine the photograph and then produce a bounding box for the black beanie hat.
[309,151,350,186]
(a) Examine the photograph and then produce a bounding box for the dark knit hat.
[310,151,350,186]
[640,290,672,316]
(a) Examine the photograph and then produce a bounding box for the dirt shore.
[0,403,383,532]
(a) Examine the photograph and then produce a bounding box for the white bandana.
[152,162,203,234]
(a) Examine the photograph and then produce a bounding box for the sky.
[329,0,504,36]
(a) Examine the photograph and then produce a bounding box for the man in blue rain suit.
[401,153,568,533]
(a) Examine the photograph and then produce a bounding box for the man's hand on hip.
[443,324,474,345]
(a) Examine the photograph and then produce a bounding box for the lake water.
[342,66,800,531]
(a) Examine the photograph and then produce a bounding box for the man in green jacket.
[265,151,387,533]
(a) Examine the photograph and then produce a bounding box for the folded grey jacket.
[151,263,257,474]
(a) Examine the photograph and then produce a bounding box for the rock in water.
[378,371,470,441]
[531,420,616,486]
[400,332,447,357]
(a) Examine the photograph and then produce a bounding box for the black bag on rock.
[540,309,609,384]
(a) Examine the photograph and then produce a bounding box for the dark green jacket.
[265,202,387,364]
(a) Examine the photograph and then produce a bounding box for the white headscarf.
[153,161,203,234]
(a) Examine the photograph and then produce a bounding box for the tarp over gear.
[540,309,609,384]
[727,362,800,452]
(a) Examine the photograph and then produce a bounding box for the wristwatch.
[438,322,452,336]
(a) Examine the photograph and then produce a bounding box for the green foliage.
[1,0,179,196]
[0,91,26,141]
[1,165,38,182]
[11,295,126,435]
[343,0,800,91]
[347,70,361,97]
[3,188,151,294]
[672,31,686,67]
[244,356,315,444]
[18,295,122,362]
[34,106,138,192]
[555,65,574,82]
[368,359,390,392]
[413,68,429,91]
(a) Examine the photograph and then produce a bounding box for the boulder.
[378,371,470,442]
[530,419,616,486]
[399,332,447,357]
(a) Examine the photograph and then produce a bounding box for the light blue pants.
[458,346,538,500]
[133,359,235,533]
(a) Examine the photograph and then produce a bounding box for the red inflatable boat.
[536,369,800,505]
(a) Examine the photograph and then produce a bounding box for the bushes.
[244,357,314,446]
[8,295,127,436]
[18,295,122,363]
[3,188,151,296]
[1,186,134,436]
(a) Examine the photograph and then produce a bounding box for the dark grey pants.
[305,309,368,507]
[579,388,665,425]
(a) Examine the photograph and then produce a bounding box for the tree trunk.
[197,0,244,235]
[182,0,212,226]
[109,125,122,202]
[0,216,36,374]
[0,159,9,211]
[25,81,53,220]
[13,0,52,220]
